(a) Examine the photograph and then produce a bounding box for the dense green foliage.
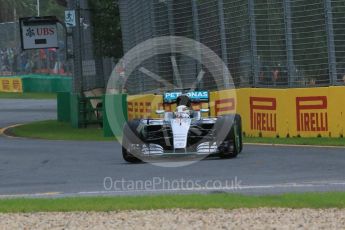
[0,0,34,22]
[0,0,65,22]
[89,0,123,59]
[39,0,66,20]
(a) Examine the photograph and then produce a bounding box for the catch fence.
[118,0,345,94]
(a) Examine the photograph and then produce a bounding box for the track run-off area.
[0,99,345,197]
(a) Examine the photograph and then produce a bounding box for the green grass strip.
[10,120,345,145]
[11,120,114,141]
[0,92,56,99]
[1,193,345,213]
[244,137,345,146]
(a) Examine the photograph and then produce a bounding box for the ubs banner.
[127,87,345,138]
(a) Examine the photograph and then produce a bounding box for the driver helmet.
[175,105,190,118]
[176,95,192,108]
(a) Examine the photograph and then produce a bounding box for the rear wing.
[163,91,209,104]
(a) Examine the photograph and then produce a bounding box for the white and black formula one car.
[122,90,243,163]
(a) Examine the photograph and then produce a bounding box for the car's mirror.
[200,109,209,113]
[156,110,165,115]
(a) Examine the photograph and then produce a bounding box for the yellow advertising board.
[241,88,287,138]
[209,89,237,117]
[127,94,162,120]
[127,86,345,138]
[288,87,330,137]
[0,78,23,93]
[326,87,345,138]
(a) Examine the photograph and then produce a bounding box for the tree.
[0,0,65,23]
[0,0,35,22]
[88,0,123,59]
[39,0,65,20]
[55,0,67,7]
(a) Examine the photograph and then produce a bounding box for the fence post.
[149,0,159,91]
[191,0,202,88]
[324,0,337,85]
[283,0,296,87]
[248,0,258,87]
[167,0,175,46]
[69,0,83,94]
[218,0,230,88]
[167,0,177,87]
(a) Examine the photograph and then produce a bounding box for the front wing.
[129,119,234,157]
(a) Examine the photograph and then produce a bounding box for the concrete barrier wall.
[127,87,345,138]
[0,75,71,93]
[21,76,71,93]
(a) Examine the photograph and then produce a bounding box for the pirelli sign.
[250,97,277,132]
[296,96,328,132]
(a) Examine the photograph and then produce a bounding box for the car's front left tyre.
[216,114,243,159]
[122,120,142,163]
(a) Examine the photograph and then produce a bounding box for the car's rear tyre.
[122,120,142,163]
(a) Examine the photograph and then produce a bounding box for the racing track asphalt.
[0,99,345,197]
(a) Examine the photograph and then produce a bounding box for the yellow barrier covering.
[288,87,329,137]
[238,88,287,138]
[328,87,345,137]
[0,78,23,93]
[127,94,162,120]
[209,89,237,117]
[216,87,345,137]
[127,87,345,138]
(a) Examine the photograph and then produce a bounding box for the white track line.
[77,181,345,195]
[0,192,62,199]
[2,181,345,198]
